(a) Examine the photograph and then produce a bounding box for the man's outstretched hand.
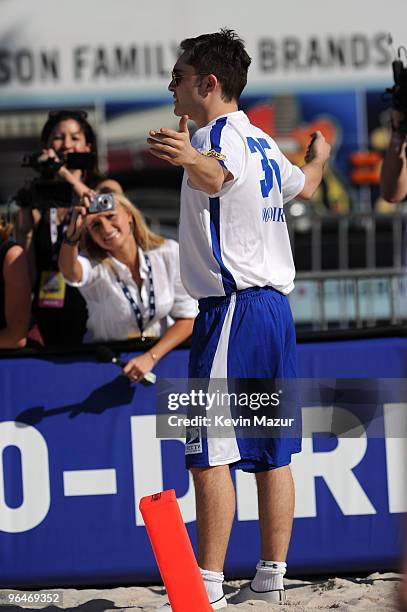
[304,130,331,165]
[147,115,199,167]
[298,131,331,199]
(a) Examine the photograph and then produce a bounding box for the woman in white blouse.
[58,192,196,381]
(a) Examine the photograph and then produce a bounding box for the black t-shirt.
[32,212,88,345]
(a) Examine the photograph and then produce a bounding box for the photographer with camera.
[380,49,407,203]
[0,215,31,349]
[15,110,122,346]
[380,48,407,611]
[58,191,196,381]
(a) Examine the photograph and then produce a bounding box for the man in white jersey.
[148,29,331,609]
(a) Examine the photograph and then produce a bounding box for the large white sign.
[2,405,406,534]
[1,0,406,105]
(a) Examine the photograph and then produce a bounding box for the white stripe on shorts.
[207,293,241,466]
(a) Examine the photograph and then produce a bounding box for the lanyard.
[114,253,155,339]
[49,208,59,246]
[50,208,71,266]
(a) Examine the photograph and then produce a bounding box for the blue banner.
[1,337,406,587]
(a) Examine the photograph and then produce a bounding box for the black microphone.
[96,345,126,367]
[95,346,156,385]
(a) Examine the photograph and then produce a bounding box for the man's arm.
[297,131,331,200]
[380,112,407,203]
[148,115,231,195]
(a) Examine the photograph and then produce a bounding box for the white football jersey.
[179,110,305,300]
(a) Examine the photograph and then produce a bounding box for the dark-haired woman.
[16,110,122,346]
[0,216,31,349]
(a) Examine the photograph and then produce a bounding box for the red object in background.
[350,151,382,185]
[246,102,337,168]
[139,490,212,612]
[107,150,134,174]
[107,148,173,174]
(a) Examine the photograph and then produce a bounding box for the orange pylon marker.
[139,489,213,612]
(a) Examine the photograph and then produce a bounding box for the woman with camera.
[16,109,122,346]
[58,192,196,381]
[0,215,31,348]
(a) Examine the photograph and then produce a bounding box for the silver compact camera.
[88,192,115,214]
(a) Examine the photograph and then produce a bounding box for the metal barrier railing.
[291,267,407,330]
[286,209,406,272]
[2,200,406,272]
[286,209,407,331]
[2,198,406,333]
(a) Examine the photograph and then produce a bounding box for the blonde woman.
[0,216,31,348]
[58,192,196,381]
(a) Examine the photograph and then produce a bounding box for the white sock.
[251,560,287,592]
[199,567,224,602]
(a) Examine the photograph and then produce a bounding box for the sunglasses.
[170,70,209,86]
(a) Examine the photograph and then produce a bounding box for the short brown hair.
[180,28,251,102]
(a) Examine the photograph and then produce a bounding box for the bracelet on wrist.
[63,234,80,246]
[148,349,158,364]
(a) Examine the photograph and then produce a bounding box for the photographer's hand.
[391,109,407,136]
[58,164,94,200]
[65,199,89,242]
[41,147,92,199]
[58,197,91,283]
[39,148,60,163]
[380,120,407,202]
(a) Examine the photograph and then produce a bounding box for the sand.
[0,572,402,612]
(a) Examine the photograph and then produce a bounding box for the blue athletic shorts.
[186,286,302,473]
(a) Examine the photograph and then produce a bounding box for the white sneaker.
[157,594,227,610]
[229,583,286,604]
